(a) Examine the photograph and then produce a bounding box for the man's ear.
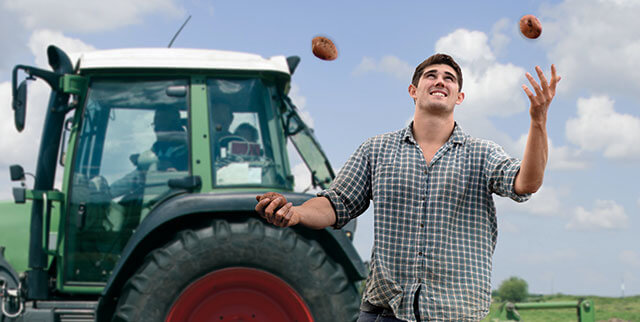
[455,92,465,105]
[408,84,417,99]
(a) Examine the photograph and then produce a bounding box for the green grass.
[0,200,32,273]
[482,294,640,321]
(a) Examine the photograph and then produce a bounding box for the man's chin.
[419,102,454,114]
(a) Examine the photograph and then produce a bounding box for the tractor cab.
[65,74,296,284]
[1,47,361,322]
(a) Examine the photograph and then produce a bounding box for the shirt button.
[418,251,423,256]
[423,169,428,175]
[420,223,424,228]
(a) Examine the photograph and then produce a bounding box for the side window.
[207,78,287,188]
[64,78,189,283]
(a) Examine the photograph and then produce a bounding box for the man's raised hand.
[522,64,561,123]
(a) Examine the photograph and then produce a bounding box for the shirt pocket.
[430,155,469,207]
[374,163,419,201]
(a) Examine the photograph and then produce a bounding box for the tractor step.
[13,301,97,322]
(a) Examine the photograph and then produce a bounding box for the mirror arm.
[281,96,305,136]
[12,65,60,97]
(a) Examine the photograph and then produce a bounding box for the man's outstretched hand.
[523,64,561,124]
[255,192,300,227]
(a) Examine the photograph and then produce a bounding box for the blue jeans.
[357,311,407,322]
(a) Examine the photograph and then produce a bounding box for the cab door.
[60,77,190,290]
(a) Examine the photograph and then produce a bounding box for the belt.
[360,301,396,317]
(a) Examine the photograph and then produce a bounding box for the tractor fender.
[0,249,20,290]
[96,191,366,321]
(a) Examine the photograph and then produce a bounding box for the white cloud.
[520,186,565,216]
[547,144,588,170]
[3,0,184,33]
[619,250,640,269]
[435,29,495,68]
[433,28,528,120]
[496,185,566,216]
[0,79,51,199]
[459,62,527,117]
[288,83,314,129]
[540,0,640,97]
[514,134,588,170]
[28,30,96,68]
[352,55,413,81]
[0,6,29,74]
[566,199,629,230]
[353,29,529,131]
[430,29,530,150]
[565,95,640,160]
[490,18,513,56]
[292,163,310,192]
[353,57,376,75]
[0,31,93,199]
[291,162,320,194]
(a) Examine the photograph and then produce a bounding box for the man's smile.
[429,89,448,97]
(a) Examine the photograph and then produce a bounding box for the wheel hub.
[166,267,313,322]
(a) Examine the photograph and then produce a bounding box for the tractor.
[0,45,365,321]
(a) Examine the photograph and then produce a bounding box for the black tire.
[112,217,360,322]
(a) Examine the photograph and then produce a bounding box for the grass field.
[0,200,33,273]
[482,294,640,321]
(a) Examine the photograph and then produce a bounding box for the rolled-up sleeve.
[317,140,372,228]
[485,143,532,202]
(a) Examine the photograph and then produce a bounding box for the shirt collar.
[403,121,467,146]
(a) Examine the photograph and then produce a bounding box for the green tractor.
[0,45,365,321]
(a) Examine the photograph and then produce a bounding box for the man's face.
[409,64,464,114]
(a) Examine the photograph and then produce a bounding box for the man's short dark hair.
[411,53,463,91]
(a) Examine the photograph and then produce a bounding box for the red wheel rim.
[166,267,313,322]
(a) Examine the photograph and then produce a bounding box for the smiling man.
[256,53,560,321]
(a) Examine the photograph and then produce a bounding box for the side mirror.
[13,80,27,132]
[9,165,25,181]
[286,56,301,75]
[12,187,26,204]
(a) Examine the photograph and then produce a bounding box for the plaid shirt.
[318,122,530,321]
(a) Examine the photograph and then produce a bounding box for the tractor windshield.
[207,78,288,188]
[64,77,189,283]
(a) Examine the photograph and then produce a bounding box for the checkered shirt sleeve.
[485,141,532,202]
[317,140,373,229]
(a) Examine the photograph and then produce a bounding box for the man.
[210,102,235,159]
[255,53,560,321]
[149,107,188,171]
[110,107,188,197]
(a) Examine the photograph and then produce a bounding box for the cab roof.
[75,48,291,75]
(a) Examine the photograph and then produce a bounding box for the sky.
[0,0,638,297]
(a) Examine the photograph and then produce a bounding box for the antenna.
[168,15,192,48]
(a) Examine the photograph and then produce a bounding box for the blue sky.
[0,0,638,297]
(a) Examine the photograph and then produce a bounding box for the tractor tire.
[112,217,360,322]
